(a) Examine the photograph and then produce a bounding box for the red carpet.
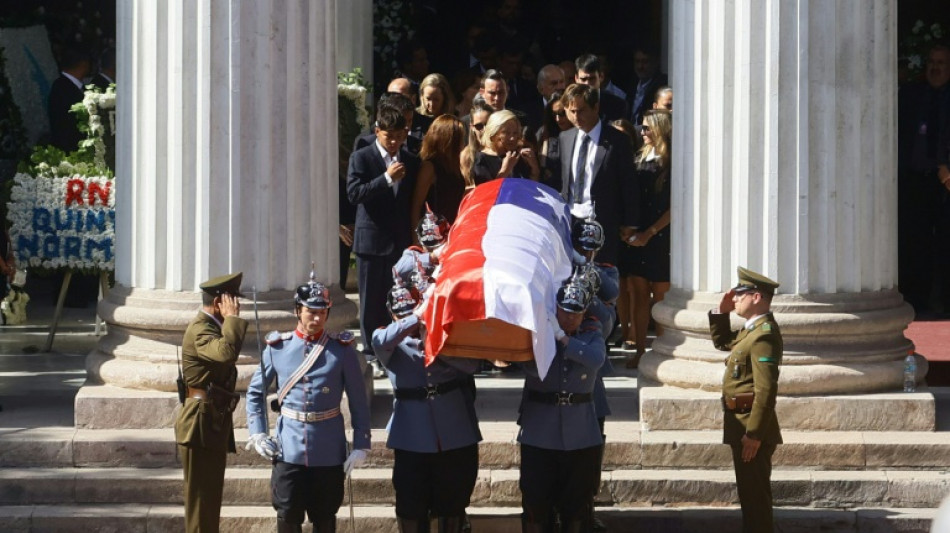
[905,319,950,386]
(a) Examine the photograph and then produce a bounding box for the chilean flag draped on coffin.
[421,178,573,380]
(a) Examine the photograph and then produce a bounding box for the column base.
[638,379,936,432]
[645,289,917,395]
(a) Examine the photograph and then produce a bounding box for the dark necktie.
[573,134,591,204]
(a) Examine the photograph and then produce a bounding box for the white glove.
[343,448,368,476]
[245,433,282,460]
[548,314,566,341]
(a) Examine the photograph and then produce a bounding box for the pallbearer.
[246,274,371,533]
[372,271,482,533]
[518,273,606,532]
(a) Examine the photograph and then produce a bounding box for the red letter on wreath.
[66,179,86,206]
[87,182,111,207]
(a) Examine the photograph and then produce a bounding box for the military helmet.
[295,267,332,309]
[410,255,431,298]
[580,262,601,296]
[572,215,605,253]
[556,269,593,313]
[387,268,418,318]
[416,206,450,250]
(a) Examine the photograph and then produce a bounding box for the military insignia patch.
[761,323,772,332]
[329,330,356,345]
[758,357,779,363]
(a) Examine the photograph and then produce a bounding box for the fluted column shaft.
[645,0,914,395]
[91,0,352,391]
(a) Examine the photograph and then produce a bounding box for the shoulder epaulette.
[328,330,356,345]
[406,245,425,254]
[265,330,293,346]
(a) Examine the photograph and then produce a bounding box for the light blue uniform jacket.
[246,332,371,466]
[372,315,482,453]
[591,263,619,419]
[518,316,606,451]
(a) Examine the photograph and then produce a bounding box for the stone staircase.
[2,353,949,532]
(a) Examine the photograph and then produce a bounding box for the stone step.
[0,503,938,533]
[3,425,950,471]
[2,467,949,509]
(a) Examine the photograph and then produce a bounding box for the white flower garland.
[338,82,370,132]
[79,84,116,168]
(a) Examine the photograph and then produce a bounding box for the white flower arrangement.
[338,82,370,132]
[373,0,413,74]
[79,84,116,168]
[7,172,116,272]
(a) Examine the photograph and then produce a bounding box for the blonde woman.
[471,110,539,184]
[416,73,456,119]
[623,109,672,368]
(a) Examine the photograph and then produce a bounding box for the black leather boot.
[277,518,302,533]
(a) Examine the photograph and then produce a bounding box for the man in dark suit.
[522,64,566,137]
[91,47,116,90]
[551,83,639,267]
[628,47,669,125]
[353,92,423,155]
[574,54,628,123]
[347,106,419,360]
[388,77,433,140]
[48,46,91,152]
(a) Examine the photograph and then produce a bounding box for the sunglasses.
[473,123,486,131]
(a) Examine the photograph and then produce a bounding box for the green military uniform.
[709,267,783,533]
[174,273,248,533]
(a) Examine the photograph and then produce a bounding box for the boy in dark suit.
[346,106,419,361]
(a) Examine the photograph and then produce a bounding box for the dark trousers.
[356,251,401,355]
[731,442,777,533]
[271,460,345,524]
[898,171,940,311]
[393,444,479,520]
[179,444,227,533]
[520,443,601,527]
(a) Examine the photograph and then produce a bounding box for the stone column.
[640,0,930,431]
[87,0,355,392]
[335,0,373,83]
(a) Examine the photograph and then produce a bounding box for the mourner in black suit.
[574,54,628,123]
[347,106,419,357]
[353,92,424,155]
[48,47,91,152]
[548,84,639,266]
[91,47,116,90]
[628,47,669,125]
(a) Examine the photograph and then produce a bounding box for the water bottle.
[903,353,917,393]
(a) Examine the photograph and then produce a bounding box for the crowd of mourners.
[333,10,676,528]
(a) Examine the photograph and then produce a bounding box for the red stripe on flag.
[422,180,504,364]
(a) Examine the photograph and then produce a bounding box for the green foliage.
[337,67,369,88]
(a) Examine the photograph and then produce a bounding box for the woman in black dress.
[624,109,672,368]
[471,110,539,184]
[411,115,468,229]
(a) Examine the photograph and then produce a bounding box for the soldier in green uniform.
[709,266,783,533]
[174,272,248,533]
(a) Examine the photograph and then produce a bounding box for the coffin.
[439,318,534,362]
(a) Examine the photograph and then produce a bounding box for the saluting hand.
[219,293,241,317]
[718,290,736,314]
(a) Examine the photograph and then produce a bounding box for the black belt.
[527,390,592,405]
[394,378,466,400]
